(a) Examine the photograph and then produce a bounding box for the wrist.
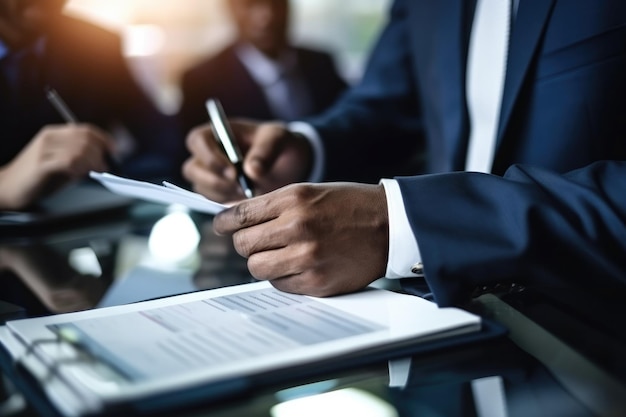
[0,167,16,210]
[288,121,325,182]
[374,183,390,277]
[290,131,314,182]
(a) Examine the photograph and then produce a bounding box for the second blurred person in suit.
[178,0,347,133]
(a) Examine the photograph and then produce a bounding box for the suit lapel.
[496,0,556,147]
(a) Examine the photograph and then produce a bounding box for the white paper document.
[0,281,482,417]
[89,171,228,215]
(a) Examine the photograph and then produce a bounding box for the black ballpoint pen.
[45,86,118,170]
[45,87,79,123]
[206,98,254,199]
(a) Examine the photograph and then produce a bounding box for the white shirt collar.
[235,42,297,87]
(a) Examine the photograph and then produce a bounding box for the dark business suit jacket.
[178,43,347,133]
[308,0,626,183]
[0,16,183,181]
[305,0,626,305]
[398,160,626,307]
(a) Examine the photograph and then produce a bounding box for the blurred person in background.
[178,0,347,134]
[0,0,183,211]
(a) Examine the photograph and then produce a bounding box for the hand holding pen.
[182,104,315,203]
[45,86,118,171]
[0,87,116,210]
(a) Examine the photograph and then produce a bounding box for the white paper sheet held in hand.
[89,171,229,215]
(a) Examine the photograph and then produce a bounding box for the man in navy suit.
[0,0,182,210]
[178,0,347,134]
[212,160,626,306]
[184,0,626,304]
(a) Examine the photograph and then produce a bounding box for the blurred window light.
[123,24,166,57]
[271,388,398,417]
[65,0,390,111]
[65,0,132,30]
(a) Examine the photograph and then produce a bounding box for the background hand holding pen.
[0,87,117,211]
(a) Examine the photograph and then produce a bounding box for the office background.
[64,0,391,115]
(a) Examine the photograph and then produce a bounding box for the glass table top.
[1,202,625,417]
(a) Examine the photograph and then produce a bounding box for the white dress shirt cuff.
[380,179,423,279]
[288,121,325,183]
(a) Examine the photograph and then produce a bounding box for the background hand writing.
[0,124,115,210]
[213,182,389,297]
[183,120,313,203]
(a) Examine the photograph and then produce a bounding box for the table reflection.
[0,208,254,319]
[0,244,108,314]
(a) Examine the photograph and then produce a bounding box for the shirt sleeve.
[380,178,423,279]
[288,121,325,183]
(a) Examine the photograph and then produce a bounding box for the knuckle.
[283,216,307,239]
[271,273,325,297]
[35,127,54,144]
[246,256,267,280]
[270,278,296,294]
[285,209,317,238]
[303,240,323,259]
[232,203,251,227]
[182,159,196,181]
[187,126,209,149]
[289,183,311,200]
[287,184,319,208]
[232,231,252,258]
[259,122,283,138]
[73,124,90,137]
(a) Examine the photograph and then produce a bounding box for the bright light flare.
[148,206,200,266]
[123,24,166,57]
[271,388,398,417]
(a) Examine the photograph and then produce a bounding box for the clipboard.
[0,281,506,417]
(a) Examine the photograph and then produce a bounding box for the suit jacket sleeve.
[396,161,626,306]
[306,0,426,183]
